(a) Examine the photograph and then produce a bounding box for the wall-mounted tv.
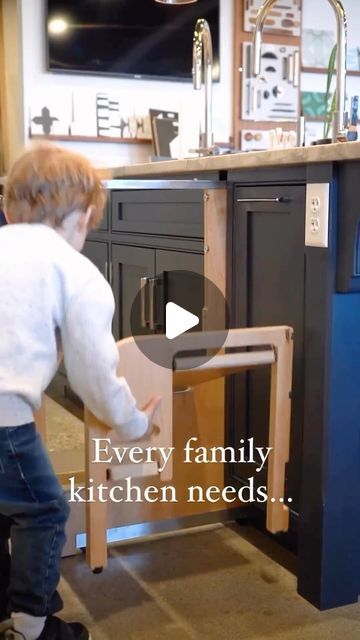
[46,0,220,82]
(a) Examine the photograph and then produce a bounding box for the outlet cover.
[305,183,330,248]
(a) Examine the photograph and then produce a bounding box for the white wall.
[20,0,234,167]
[2,0,24,167]
[302,0,360,49]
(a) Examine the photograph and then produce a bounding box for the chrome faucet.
[252,0,348,143]
[192,18,214,155]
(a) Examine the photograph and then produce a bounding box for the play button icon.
[165,302,199,340]
[130,269,229,369]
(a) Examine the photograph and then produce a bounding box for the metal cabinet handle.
[149,278,156,331]
[149,277,163,331]
[140,277,150,328]
[288,54,294,84]
[174,386,193,395]
[293,50,300,88]
[104,261,113,284]
[236,197,291,203]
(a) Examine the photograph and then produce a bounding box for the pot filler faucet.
[191,18,215,156]
[252,0,348,143]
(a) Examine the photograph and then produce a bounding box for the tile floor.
[47,397,360,639]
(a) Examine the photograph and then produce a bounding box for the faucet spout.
[328,0,347,139]
[251,0,348,142]
[192,18,213,152]
[251,0,277,77]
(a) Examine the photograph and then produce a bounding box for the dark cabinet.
[228,184,306,512]
[111,244,154,340]
[111,244,203,341]
[50,186,206,409]
[156,250,204,332]
[111,189,203,237]
[83,240,108,280]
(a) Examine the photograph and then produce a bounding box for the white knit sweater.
[0,223,148,438]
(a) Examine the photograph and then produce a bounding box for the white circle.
[49,18,68,35]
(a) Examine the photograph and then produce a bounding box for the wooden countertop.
[98,141,360,180]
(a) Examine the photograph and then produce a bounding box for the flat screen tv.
[46,0,220,81]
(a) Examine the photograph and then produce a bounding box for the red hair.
[5,144,107,229]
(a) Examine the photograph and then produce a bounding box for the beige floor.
[45,395,84,452]
[47,397,360,639]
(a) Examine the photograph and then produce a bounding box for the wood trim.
[0,0,9,172]
[232,0,243,148]
[85,413,109,572]
[236,119,297,131]
[302,66,360,76]
[30,134,152,145]
[204,189,227,315]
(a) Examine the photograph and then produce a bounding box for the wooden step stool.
[35,325,293,573]
[84,326,293,572]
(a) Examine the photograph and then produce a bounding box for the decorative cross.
[32,107,59,135]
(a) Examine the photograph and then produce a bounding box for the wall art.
[244,0,301,37]
[242,42,300,121]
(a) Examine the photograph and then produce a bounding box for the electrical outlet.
[305,183,330,248]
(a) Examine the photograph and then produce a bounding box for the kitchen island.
[80,142,360,610]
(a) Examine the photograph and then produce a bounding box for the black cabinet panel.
[111,190,203,237]
[110,244,204,341]
[156,249,204,332]
[337,163,360,292]
[111,244,155,341]
[83,240,108,279]
[229,184,306,512]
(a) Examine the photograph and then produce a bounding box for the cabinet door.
[83,240,109,280]
[111,244,155,340]
[229,185,306,512]
[155,249,204,332]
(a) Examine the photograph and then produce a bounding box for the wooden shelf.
[237,120,297,130]
[29,134,152,145]
[304,116,325,122]
[304,115,360,125]
[301,66,360,77]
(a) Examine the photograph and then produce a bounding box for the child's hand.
[141,396,162,438]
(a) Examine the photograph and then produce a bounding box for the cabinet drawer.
[111,190,204,238]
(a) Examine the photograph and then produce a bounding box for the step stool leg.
[85,410,109,572]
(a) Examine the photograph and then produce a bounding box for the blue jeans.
[0,423,70,617]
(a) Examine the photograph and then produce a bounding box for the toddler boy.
[0,145,160,640]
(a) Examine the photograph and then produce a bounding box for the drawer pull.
[174,385,193,395]
[149,277,163,331]
[236,197,291,204]
[140,277,150,328]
